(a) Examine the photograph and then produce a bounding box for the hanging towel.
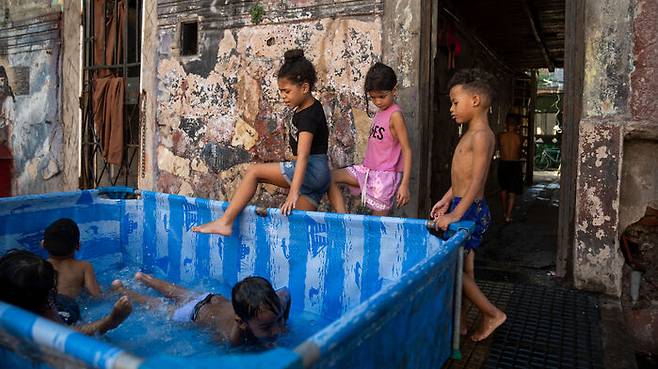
[93,77,124,166]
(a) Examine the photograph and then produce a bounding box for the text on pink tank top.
[363,103,403,172]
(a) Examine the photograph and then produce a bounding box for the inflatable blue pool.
[0,187,472,369]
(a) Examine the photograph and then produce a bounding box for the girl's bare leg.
[111,280,163,310]
[193,163,290,235]
[296,195,317,211]
[134,272,191,304]
[328,169,358,214]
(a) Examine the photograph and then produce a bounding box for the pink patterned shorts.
[345,165,402,212]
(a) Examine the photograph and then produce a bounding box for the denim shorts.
[280,154,330,207]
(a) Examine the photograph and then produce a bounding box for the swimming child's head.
[43,218,80,258]
[448,69,496,124]
[0,249,57,315]
[365,62,397,111]
[232,276,289,346]
[277,49,317,109]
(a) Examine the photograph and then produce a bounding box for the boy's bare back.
[48,258,101,298]
[498,130,522,161]
[452,125,496,199]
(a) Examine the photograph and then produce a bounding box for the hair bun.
[284,49,305,62]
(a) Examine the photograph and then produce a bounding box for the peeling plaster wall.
[60,0,81,191]
[138,0,159,190]
[381,0,420,217]
[153,2,392,211]
[574,0,658,296]
[574,119,625,294]
[0,5,67,195]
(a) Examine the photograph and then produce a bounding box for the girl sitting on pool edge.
[112,272,290,347]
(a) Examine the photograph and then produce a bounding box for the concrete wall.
[574,0,658,296]
[0,3,67,195]
[146,0,425,215]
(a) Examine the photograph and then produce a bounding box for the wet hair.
[232,276,283,323]
[448,68,496,106]
[364,62,397,92]
[0,249,57,314]
[43,218,80,257]
[277,49,317,90]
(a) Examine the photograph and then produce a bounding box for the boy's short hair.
[43,218,80,257]
[232,276,283,322]
[448,69,497,106]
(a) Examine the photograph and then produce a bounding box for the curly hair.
[448,68,497,106]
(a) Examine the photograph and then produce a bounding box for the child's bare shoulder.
[472,128,495,144]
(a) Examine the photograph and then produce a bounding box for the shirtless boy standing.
[498,114,524,223]
[431,69,507,341]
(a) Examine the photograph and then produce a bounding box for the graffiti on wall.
[0,11,65,195]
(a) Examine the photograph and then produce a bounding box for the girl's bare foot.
[471,310,506,342]
[191,218,233,236]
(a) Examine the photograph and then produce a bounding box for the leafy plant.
[250,3,265,25]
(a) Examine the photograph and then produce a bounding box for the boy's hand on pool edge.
[435,213,458,231]
[430,199,450,220]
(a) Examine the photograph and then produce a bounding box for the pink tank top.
[363,103,403,172]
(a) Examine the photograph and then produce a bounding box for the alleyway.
[478,171,562,287]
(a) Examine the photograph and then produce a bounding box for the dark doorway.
[419,0,575,284]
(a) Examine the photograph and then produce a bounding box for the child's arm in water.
[280,131,313,215]
[390,111,412,207]
[436,131,493,230]
[82,261,102,298]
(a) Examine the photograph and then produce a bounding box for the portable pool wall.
[0,188,473,369]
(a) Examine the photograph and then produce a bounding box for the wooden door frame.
[556,0,585,279]
[417,0,436,216]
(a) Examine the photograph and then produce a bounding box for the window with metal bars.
[81,0,142,189]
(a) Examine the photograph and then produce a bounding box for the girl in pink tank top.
[328,63,412,215]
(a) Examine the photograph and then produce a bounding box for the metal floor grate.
[482,283,604,369]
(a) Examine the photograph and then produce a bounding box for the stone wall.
[152,1,390,211]
[0,4,66,195]
[574,0,658,296]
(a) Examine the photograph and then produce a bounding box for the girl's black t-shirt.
[288,99,329,156]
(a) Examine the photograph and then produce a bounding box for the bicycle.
[534,145,561,170]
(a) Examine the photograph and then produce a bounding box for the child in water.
[328,62,412,215]
[112,273,290,347]
[0,249,131,335]
[193,49,330,235]
[42,218,103,324]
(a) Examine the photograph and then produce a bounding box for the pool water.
[79,254,334,358]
